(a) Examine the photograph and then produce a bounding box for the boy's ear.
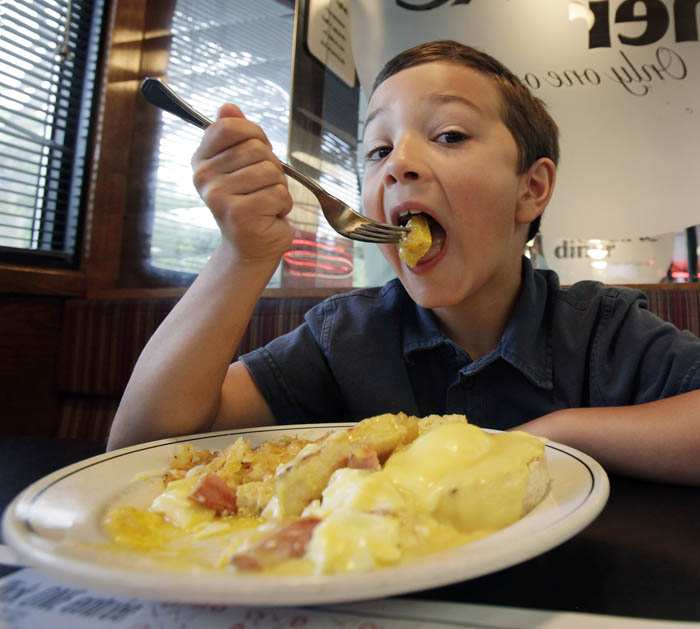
[515,157,556,225]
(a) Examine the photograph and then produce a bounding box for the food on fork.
[103,414,550,575]
[399,214,432,266]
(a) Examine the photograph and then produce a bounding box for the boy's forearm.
[107,243,279,450]
[517,390,700,486]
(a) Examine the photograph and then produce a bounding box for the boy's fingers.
[216,103,246,120]
[210,159,287,198]
[205,137,282,177]
[194,104,274,158]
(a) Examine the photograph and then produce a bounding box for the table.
[1,436,699,622]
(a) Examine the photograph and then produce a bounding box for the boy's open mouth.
[398,211,446,264]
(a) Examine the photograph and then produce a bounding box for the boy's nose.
[383,143,424,186]
[384,167,419,185]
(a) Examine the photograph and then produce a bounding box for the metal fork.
[140,78,408,244]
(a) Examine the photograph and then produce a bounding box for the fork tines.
[350,223,408,243]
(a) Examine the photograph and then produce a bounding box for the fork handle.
[141,77,214,130]
[141,77,319,192]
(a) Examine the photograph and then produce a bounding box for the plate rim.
[2,424,610,606]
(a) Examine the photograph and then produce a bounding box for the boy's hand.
[191,104,294,266]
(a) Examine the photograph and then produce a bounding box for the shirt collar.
[400,257,554,390]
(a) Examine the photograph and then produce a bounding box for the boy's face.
[362,61,538,310]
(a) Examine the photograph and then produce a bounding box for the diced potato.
[236,480,275,517]
[346,412,419,457]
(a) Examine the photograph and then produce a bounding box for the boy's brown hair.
[371,40,559,241]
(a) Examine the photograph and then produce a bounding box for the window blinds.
[149,0,295,275]
[0,0,105,266]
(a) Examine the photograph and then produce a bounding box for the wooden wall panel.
[0,297,63,436]
[84,0,151,292]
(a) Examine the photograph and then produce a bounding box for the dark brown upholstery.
[55,284,700,440]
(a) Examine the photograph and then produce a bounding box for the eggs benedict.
[102,414,549,575]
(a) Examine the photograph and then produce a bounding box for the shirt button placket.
[447,373,474,417]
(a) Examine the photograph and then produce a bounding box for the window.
[145,0,394,289]
[0,0,106,267]
[149,0,295,277]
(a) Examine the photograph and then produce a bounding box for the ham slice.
[232,517,321,571]
[189,473,238,515]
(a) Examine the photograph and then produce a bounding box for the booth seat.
[55,284,700,441]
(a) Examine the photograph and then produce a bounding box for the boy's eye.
[435,130,468,144]
[365,145,392,161]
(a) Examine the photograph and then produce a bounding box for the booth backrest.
[55,284,700,441]
[56,295,327,440]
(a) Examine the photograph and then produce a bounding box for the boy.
[108,41,700,485]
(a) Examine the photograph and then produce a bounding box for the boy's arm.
[107,105,292,451]
[517,389,700,486]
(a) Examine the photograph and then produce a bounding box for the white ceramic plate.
[2,424,609,606]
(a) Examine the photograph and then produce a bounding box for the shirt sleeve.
[239,302,345,425]
[590,287,700,406]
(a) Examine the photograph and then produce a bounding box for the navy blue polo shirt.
[240,258,700,429]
